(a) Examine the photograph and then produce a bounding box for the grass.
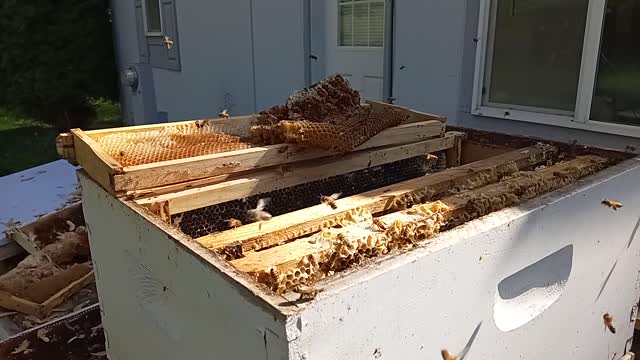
[0,99,123,177]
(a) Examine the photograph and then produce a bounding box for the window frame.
[337,0,385,49]
[472,0,640,138]
[142,0,164,37]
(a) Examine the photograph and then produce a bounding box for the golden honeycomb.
[262,201,450,293]
[97,122,254,166]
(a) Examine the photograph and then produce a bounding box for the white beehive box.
[70,111,639,359]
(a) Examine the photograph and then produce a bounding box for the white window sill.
[473,106,640,138]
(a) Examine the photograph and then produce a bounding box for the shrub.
[0,0,118,130]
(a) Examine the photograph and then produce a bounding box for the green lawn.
[0,99,123,177]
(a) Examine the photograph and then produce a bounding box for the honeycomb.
[260,202,450,294]
[250,75,405,151]
[97,122,254,166]
[172,155,444,238]
[278,107,407,153]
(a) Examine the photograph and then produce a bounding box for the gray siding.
[152,0,306,121]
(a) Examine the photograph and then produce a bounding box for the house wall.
[151,0,306,121]
[288,158,640,359]
[79,172,290,360]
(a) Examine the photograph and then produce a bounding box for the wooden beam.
[197,144,557,251]
[70,129,123,193]
[137,131,458,216]
[115,120,444,192]
[230,155,608,275]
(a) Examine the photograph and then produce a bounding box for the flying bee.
[425,153,438,161]
[226,218,242,228]
[441,350,457,360]
[218,109,230,119]
[372,218,387,231]
[293,284,322,301]
[603,313,616,334]
[247,198,272,229]
[320,193,342,210]
[601,199,623,211]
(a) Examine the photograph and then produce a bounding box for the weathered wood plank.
[137,132,458,216]
[230,155,608,275]
[197,144,557,251]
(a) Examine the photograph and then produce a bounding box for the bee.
[425,153,438,161]
[603,313,616,333]
[320,193,342,210]
[226,218,242,228]
[195,120,207,128]
[119,150,125,157]
[336,233,351,246]
[625,145,637,152]
[268,267,281,288]
[218,109,230,119]
[372,218,387,231]
[247,198,272,230]
[277,164,291,176]
[278,145,289,153]
[601,199,623,211]
[441,350,457,360]
[218,241,243,260]
[293,284,323,301]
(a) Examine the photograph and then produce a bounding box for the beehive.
[77,119,640,360]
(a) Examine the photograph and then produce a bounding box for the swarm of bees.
[218,109,230,119]
[601,199,623,211]
[292,284,323,300]
[321,192,342,210]
[226,218,243,228]
[603,313,616,334]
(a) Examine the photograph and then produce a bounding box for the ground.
[0,99,123,177]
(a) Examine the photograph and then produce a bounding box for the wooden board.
[8,202,84,254]
[136,130,456,216]
[70,129,122,194]
[0,269,94,319]
[113,120,445,192]
[230,155,608,275]
[197,144,556,251]
[58,103,448,195]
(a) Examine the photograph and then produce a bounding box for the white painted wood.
[79,172,289,360]
[80,149,640,359]
[288,158,640,359]
[323,0,384,101]
[0,160,79,249]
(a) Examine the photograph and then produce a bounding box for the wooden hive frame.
[57,101,448,196]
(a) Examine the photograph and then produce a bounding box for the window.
[339,0,385,47]
[473,0,640,137]
[143,0,163,35]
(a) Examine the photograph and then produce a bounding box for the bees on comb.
[321,193,342,210]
